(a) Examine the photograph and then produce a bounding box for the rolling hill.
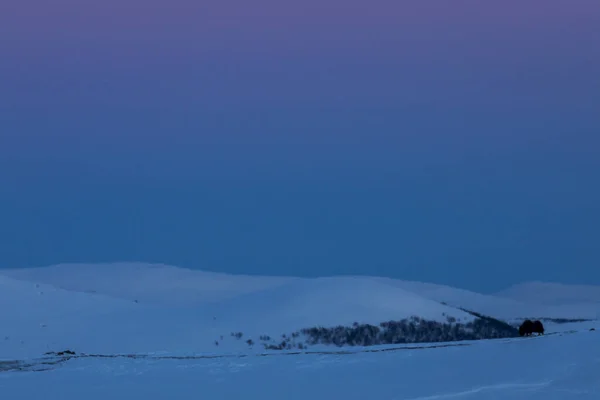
[1,263,598,360]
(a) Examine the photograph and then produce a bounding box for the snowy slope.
[211,276,475,336]
[381,279,600,321]
[0,275,153,359]
[1,263,598,361]
[2,330,599,400]
[0,273,264,359]
[6,263,599,322]
[0,264,473,359]
[0,262,297,306]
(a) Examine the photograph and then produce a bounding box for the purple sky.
[0,0,599,291]
[3,0,599,108]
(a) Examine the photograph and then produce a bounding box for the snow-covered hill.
[0,264,472,359]
[382,279,600,321]
[0,262,297,306]
[5,263,599,320]
[212,276,475,333]
[1,263,598,360]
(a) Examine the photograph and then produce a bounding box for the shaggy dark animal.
[519,319,534,336]
[519,319,544,336]
[531,320,544,335]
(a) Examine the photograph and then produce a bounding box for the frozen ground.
[2,331,599,399]
[1,263,599,399]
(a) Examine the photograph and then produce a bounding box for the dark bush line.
[298,315,518,348]
[225,313,520,351]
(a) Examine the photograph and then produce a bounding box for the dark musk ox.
[519,319,534,336]
[519,319,544,336]
[531,320,545,335]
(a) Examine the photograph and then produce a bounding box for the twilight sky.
[0,0,599,292]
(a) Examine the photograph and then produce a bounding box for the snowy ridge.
[0,262,297,306]
[380,278,600,321]
[1,263,598,360]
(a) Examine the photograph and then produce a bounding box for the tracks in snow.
[403,381,553,400]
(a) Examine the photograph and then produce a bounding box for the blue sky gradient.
[1,0,599,292]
